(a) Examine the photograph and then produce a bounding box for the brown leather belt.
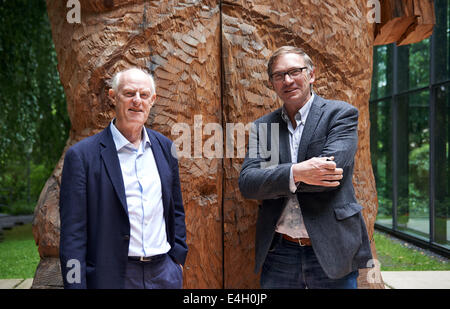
[282,234,312,246]
[128,254,165,262]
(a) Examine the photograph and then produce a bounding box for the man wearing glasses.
[239,46,372,288]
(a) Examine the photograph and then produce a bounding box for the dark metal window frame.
[371,27,450,258]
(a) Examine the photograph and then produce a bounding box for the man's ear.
[108,89,116,107]
[309,68,316,84]
[149,93,157,107]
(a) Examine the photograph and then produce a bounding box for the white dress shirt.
[110,120,171,257]
[275,94,314,239]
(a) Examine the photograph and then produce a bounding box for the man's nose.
[133,92,142,103]
[283,73,294,84]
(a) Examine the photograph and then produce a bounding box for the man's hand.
[292,156,343,187]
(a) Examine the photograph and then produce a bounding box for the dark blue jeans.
[124,254,183,289]
[260,235,358,289]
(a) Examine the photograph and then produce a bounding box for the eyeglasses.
[271,67,308,82]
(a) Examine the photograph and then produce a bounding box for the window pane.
[371,99,393,228]
[397,39,430,93]
[396,90,430,239]
[433,0,450,83]
[371,45,393,100]
[434,83,450,249]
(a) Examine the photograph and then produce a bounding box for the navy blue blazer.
[59,124,188,289]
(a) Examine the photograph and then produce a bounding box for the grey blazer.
[239,94,373,279]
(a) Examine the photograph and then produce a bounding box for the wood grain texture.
[374,0,435,45]
[79,0,145,12]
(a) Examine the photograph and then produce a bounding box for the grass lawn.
[374,231,450,271]
[0,224,449,279]
[0,223,40,279]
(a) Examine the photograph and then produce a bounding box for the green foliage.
[408,143,430,215]
[407,38,430,90]
[7,201,34,216]
[0,0,69,212]
[1,160,50,199]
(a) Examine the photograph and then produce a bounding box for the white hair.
[110,67,156,93]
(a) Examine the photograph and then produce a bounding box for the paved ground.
[381,271,450,289]
[0,278,33,289]
[0,272,449,289]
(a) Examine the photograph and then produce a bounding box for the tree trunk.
[32,0,434,289]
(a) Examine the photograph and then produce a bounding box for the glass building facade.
[370,0,450,256]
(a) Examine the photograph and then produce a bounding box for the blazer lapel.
[147,129,171,214]
[275,109,292,164]
[297,95,325,163]
[99,125,128,216]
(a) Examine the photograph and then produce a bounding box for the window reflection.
[371,45,393,100]
[397,39,430,93]
[396,91,430,239]
[434,84,450,249]
[434,2,450,83]
[371,100,393,228]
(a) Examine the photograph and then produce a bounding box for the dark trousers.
[260,234,358,289]
[124,254,183,289]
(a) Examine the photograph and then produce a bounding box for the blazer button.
[123,235,130,240]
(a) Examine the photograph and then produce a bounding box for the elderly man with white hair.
[59,67,188,289]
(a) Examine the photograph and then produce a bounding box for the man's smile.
[283,87,299,94]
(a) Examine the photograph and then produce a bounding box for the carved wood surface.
[374,0,435,46]
[33,0,433,289]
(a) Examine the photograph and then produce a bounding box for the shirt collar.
[110,119,151,151]
[281,93,315,126]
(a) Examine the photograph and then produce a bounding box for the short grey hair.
[267,46,314,80]
[110,67,156,93]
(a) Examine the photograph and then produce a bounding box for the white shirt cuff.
[289,165,298,193]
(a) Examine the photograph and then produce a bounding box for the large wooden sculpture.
[32,0,434,289]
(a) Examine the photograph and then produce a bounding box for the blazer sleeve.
[239,121,293,200]
[169,149,188,266]
[59,147,88,289]
[297,104,359,193]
